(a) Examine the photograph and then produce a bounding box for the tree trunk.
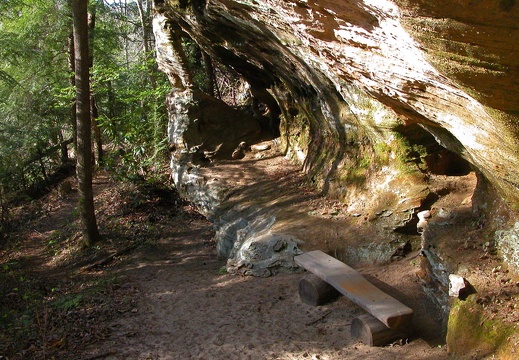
[88,1,95,69]
[136,0,156,89]
[68,32,77,154]
[88,3,103,166]
[202,51,217,97]
[37,150,49,182]
[72,0,100,247]
[58,131,69,165]
[107,80,115,119]
[91,95,103,165]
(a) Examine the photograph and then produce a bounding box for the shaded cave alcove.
[394,123,473,177]
[389,123,476,236]
[189,85,282,165]
[177,50,283,165]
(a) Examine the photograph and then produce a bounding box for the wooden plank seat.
[294,250,413,346]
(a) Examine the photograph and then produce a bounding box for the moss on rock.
[447,295,514,357]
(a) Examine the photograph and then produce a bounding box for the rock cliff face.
[152,0,519,340]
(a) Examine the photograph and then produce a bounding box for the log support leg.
[351,313,410,346]
[298,274,340,306]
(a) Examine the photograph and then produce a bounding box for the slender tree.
[68,31,78,153]
[88,2,103,164]
[72,0,100,246]
[136,0,156,89]
[202,51,218,98]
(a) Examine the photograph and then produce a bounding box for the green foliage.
[52,293,83,311]
[0,0,73,195]
[89,1,171,181]
[183,38,208,91]
[0,0,171,197]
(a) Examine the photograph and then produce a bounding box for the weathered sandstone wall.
[152,0,519,346]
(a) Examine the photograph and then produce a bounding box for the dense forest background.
[0,0,176,243]
[0,3,255,356]
[0,0,169,200]
[0,0,242,235]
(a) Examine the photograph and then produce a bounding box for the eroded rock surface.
[152,0,519,343]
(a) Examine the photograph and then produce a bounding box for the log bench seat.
[294,250,413,346]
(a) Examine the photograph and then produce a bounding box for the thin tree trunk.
[106,80,118,149]
[37,150,49,182]
[91,95,103,164]
[68,32,77,154]
[107,80,115,119]
[72,0,100,246]
[88,3,103,166]
[88,2,95,68]
[136,0,156,89]
[58,131,69,165]
[202,51,216,97]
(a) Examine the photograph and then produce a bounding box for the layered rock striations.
[152,0,519,338]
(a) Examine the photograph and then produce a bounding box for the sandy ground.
[2,149,470,359]
[79,216,449,360]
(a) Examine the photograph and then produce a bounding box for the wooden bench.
[294,250,413,346]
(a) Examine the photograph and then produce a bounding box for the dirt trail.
[82,220,448,360]
[2,164,451,359]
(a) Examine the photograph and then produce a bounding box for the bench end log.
[299,274,341,306]
[351,313,411,346]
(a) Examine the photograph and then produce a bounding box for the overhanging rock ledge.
[151,0,519,321]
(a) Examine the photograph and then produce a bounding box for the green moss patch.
[447,295,515,357]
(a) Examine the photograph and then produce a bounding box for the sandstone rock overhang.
[153,0,519,207]
[151,0,519,282]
